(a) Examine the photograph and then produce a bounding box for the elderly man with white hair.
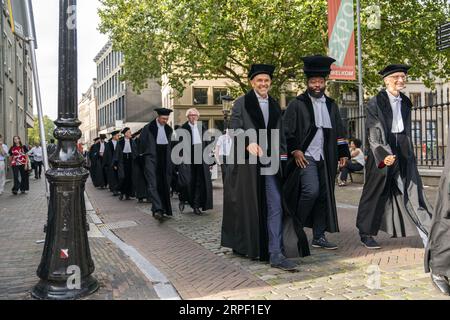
[177,108,213,215]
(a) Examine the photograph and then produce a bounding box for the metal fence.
[343,99,450,168]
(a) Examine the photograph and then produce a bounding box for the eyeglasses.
[387,75,407,81]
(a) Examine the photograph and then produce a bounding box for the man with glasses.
[356,64,432,251]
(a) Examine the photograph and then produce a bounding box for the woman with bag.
[8,136,29,195]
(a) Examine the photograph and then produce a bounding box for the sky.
[32,0,108,120]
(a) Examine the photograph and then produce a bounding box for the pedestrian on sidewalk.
[221,64,297,271]
[282,55,350,255]
[89,137,106,188]
[425,127,450,296]
[47,138,57,158]
[8,136,29,195]
[28,142,43,179]
[0,134,8,195]
[356,64,432,250]
[177,108,213,215]
[115,127,135,201]
[131,128,149,203]
[139,108,174,220]
[214,129,232,183]
[103,130,121,196]
[338,138,365,186]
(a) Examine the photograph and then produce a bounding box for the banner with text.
[328,0,356,80]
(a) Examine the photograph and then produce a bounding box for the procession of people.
[83,58,450,295]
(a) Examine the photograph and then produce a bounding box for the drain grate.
[101,220,139,230]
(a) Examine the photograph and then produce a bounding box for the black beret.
[379,64,411,78]
[248,64,275,80]
[302,55,336,78]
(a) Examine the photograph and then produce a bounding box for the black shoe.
[125,196,130,200]
[113,192,120,197]
[21,191,26,194]
[138,198,144,203]
[153,211,163,220]
[361,236,381,249]
[311,237,338,250]
[232,249,246,257]
[12,191,18,195]
[179,201,185,213]
[193,208,203,215]
[270,253,298,272]
[119,194,124,201]
[431,273,450,295]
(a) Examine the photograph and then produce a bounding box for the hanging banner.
[328,0,356,80]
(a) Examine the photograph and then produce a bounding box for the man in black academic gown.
[356,64,432,250]
[89,136,107,188]
[177,108,213,215]
[139,108,174,220]
[221,64,297,271]
[425,128,450,295]
[115,127,135,200]
[103,130,121,196]
[283,55,350,255]
[131,128,149,203]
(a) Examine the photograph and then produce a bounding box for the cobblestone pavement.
[85,176,450,300]
[0,178,160,300]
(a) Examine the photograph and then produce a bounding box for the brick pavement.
[0,178,160,300]
[85,177,450,300]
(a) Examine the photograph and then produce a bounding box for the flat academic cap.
[379,64,411,78]
[99,134,107,140]
[93,137,100,142]
[110,130,121,136]
[155,108,173,116]
[132,128,142,138]
[121,127,131,135]
[248,64,275,80]
[302,55,336,78]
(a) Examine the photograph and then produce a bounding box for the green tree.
[98,0,450,99]
[27,116,55,146]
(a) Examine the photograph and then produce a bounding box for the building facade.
[78,79,98,150]
[0,1,34,146]
[94,41,162,136]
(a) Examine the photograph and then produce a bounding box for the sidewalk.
[0,178,166,300]
[86,178,450,300]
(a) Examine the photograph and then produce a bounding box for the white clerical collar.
[156,121,165,128]
[188,122,197,128]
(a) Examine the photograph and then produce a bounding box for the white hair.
[186,108,200,117]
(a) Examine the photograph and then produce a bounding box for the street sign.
[437,22,450,51]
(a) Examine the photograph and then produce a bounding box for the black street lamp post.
[221,95,234,131]
[32,0,98,300]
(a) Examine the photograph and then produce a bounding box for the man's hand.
[113,166,118,171]
[247,143,263,157]
[293,150,309,169]
[384,155,396,167]
[339,157,348,168]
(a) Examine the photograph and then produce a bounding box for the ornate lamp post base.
[32,275,98,300]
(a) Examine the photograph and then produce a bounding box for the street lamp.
[32,0,98,299]
[221,95,234,131]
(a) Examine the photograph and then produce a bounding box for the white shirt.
[255,91,269,128]
[100,142,105,153]
[216,134,232,156]
[156,121,169,145]
[123,138,132,153]
[189,122,202,145]
[387,90,404,133]
[0,144,8,161]
[112,140,118,150]
[305,95,332,161]
[29,146,43,162]
[352,148,365,166]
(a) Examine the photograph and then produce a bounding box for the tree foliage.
[27,116,55,146]
[98,0,450,99]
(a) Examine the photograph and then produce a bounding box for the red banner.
[328,0,356,80]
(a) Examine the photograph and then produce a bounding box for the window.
[213,88,228,105]
[409,92,421,108]
[426,120,437,143]
[193,88,208,105]
[425,91,437,106]
[411,120,421,145]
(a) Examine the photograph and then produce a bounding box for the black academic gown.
[221,89,286,262]
[282,92,350,258]
[115,138,135,197]
[103,140,120,193]
[139,120,173,215]
[132,136,149,201]
[356,90,432,237]
[177,121,213,211]
[88,143,105,188]
[425,127,450,276]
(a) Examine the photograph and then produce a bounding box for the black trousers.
[12,165,29,192]
[191,164,204,208]
[34,161,43,178]
[120,153,134,197]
